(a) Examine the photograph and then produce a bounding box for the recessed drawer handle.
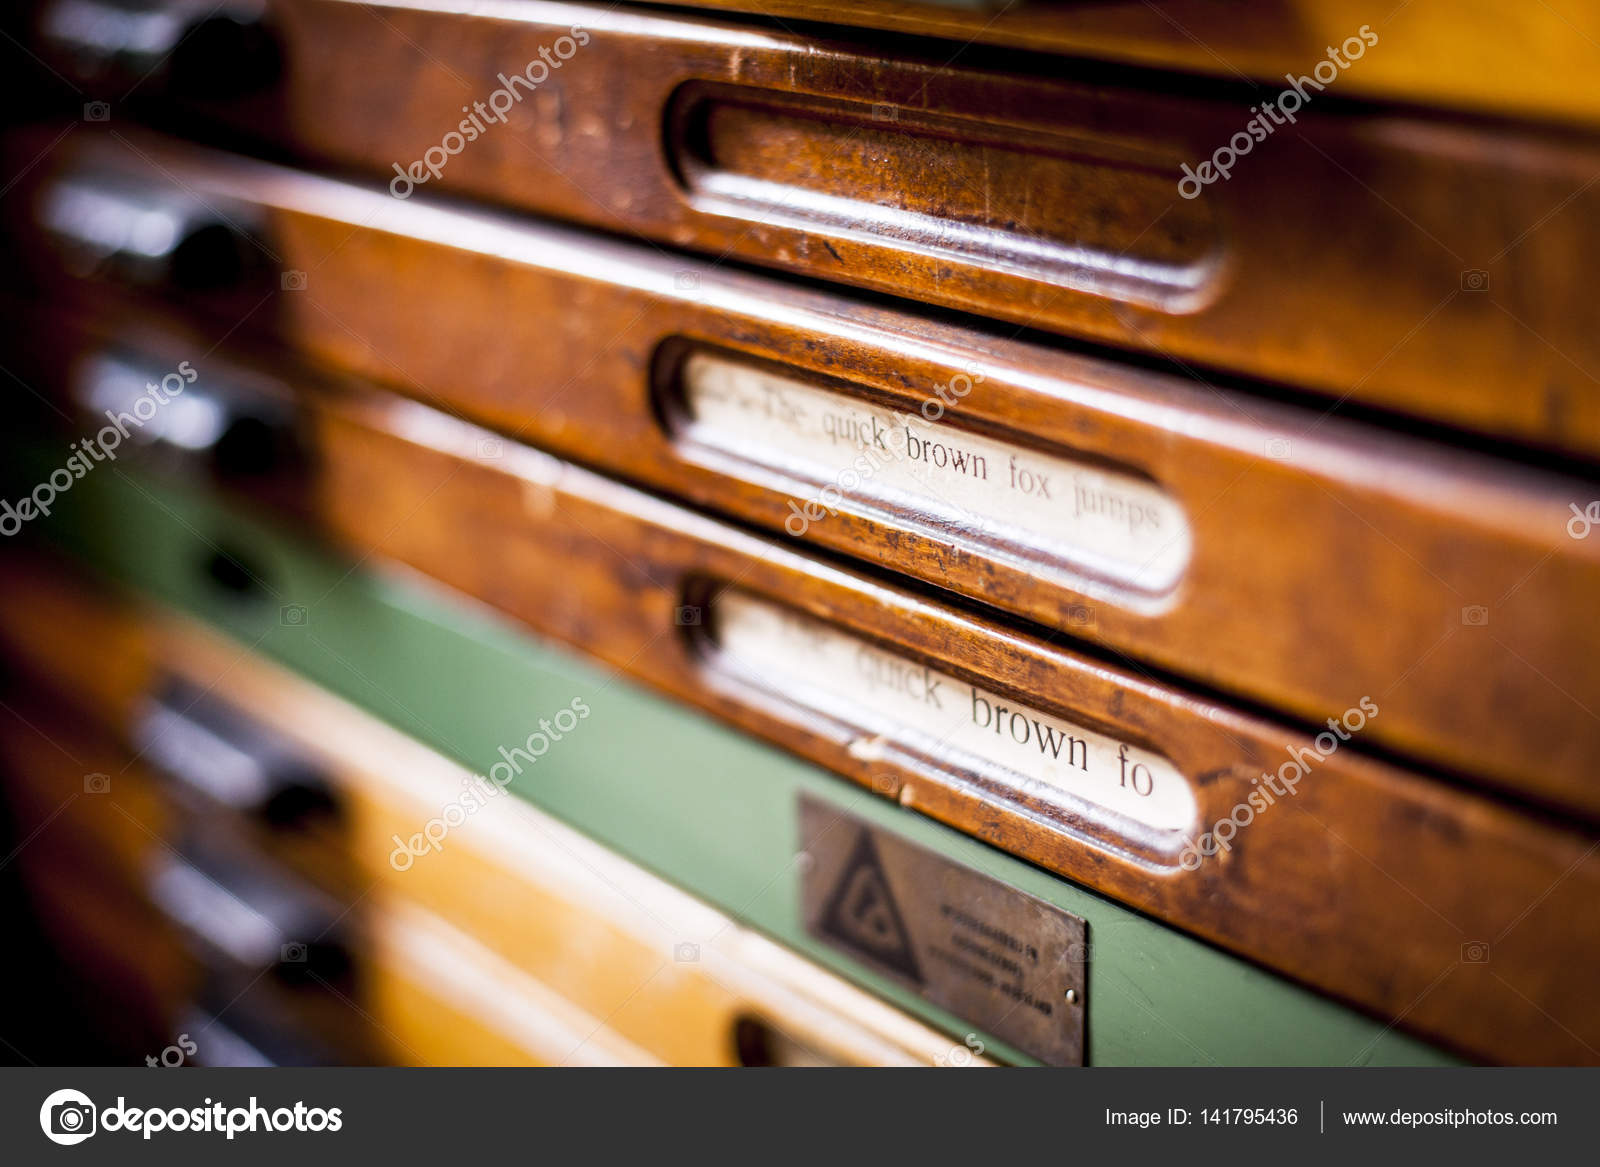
[40,0,281,97]
[36,169,261,289]
[145,843,348,980]
[667,83,1221,311]
[134,678,333,825]
[71,348,301,481]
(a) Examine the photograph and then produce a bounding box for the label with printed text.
[681,352,1190,594]
[716,593,1196,835]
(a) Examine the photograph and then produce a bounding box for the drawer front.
[31,0,1600,456]
[13,137,1600,824]
[0,554,997,1067]
[3,491,1457,1068]
[10,364,1594,1063]
[561,1,1600,128]
[293,384,1600,1067]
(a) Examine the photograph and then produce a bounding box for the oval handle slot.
[37,168,262,289]
[134,677,334,826]
[668,83,1220,311]
[40,0,282,97]
[71,348,301,481]
[145,840,350,982]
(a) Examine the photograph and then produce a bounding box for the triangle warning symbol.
[820,831,923,985]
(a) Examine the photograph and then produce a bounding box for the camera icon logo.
[673,271,700,292]
[1461,941,1490,963]
[1264,437,1293,460]
[280,604,308,627]
[674,605,702,626]
[476,436,504,460]
[83,772,111,794]
[1460,269,1490,292]
[1461,605,1490,626]
[1065,603,1096,629]
[673,942,700,963]
[280,941,309,963]
[40,1088,97,1145]
[281,270,308,291]
[83,102,110,122]
[872,103,899,122]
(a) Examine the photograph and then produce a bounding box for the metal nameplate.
[798,795,1087,1066]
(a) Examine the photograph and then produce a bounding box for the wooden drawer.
[10,357,1595,1062]
[12,137,1600,827]
[591,1,1600,129]
[27,0,1600,457]
[0,555,992,1066]
[9,845,191,1055]
[0,687,174,894]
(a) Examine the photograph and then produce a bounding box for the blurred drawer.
[12,364,1596,1062]
[0,673,376,1063]
[360,897,661,1067]
[0,685,173,889]
[27,1,1600,456]
[13,142,1600,824]
[11,845,191,1053]
[0,554,992,1066]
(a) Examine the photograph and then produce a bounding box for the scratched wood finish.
[84,0,1600,458]
[17,343,1598,1063]
[13,135,1600,828]
[224,380,1600,1065]
[624,0,1600,129]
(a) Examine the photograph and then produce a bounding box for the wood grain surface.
[51,0,1600,458]
[10,133,1600,829]
[13,350,1600,1062]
